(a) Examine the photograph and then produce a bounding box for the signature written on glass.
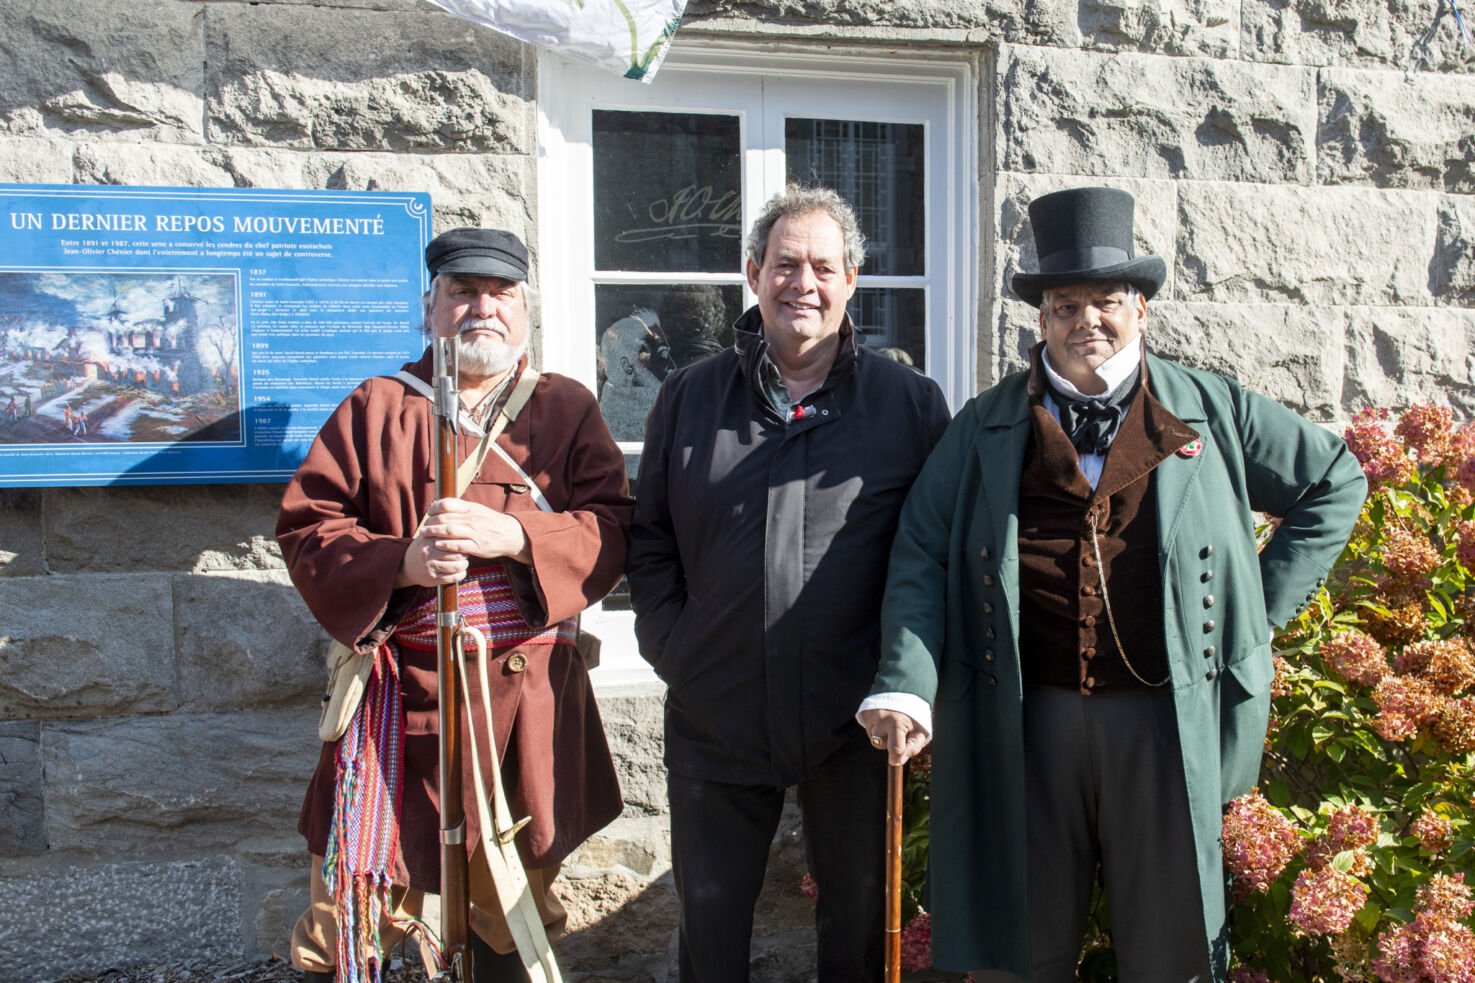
[615,185,742,242]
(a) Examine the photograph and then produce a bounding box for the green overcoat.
[871,352,1367,977]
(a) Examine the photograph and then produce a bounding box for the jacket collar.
[732,304,858,407]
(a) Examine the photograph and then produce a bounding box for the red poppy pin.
[1178,439,1203,458]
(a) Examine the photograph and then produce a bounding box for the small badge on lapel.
[1177,439,1203,459]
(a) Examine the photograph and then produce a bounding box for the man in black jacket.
[628,186,951,982]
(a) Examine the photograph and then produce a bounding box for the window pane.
[593,111,742,274]
[848,288,926,371]
[785,119,925,277]
[595,283,745,441]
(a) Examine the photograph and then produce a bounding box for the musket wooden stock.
[434,337,472,982]
[885,759,904,983]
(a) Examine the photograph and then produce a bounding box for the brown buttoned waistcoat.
[1017,357,1196,693]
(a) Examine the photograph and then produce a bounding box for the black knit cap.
[425,227,529,281]
[1011,187,1166,308]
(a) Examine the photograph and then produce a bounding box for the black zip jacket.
[628,306,951,787]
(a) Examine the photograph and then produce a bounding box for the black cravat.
[1048,366,1141,456]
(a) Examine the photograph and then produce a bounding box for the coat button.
[982,575,995,587]
[1201,570,1213,583]
[979,547,991,560]
[1203,595,1215,608]
[1206,668,1219,681]
[1083,647,1096,659]
[1081,585,1096,597]
[507,651,528,673]
[1201,545,1214,558]
[1085,676,1096,688]
[1204,645,1216,658]
[1203,620,1216,632]
[983,602,995,614]
[1083,615,1096,627]
[986,627,996,640]
[984,649,995,662]
[988,676,998,687]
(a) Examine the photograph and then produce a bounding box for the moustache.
[459,316,508,340]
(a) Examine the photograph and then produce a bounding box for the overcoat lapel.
[1145,353,1208,562]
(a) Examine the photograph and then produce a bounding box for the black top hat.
[1010,187,1166,308]
[425,227,529,281]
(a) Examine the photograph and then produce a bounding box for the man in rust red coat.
[277,228,633,983]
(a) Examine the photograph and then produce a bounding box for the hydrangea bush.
[1224,404,1475,981]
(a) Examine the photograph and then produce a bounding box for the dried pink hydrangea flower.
[1323,631,1391,688]
[1373,675,1444,741]
[1223,790,1303,902]
[1398,639,1475,697]
[1395,403,1456,465]
[1306,804,1379,874]
[1381,526,1443,583]
[1289,865,1369,937]
[899,912,932,971]
[1417,874,1475,921]
[1411,808,1454,854]
[1345,408,1416,487]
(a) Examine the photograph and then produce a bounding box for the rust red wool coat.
[277,350,633,893]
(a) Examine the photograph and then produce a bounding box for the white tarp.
[427,0,687,82]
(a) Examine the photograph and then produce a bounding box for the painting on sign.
[0,270,241,446]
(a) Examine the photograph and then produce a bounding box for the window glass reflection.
[595,283,745,441]
[786,118,925,277]
[848,288,926,371]
[593,111,742,274]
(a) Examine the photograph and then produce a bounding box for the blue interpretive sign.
[0,184,431,486]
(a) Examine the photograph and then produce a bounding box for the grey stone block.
[1433,195,1475,305]
[565,814,670,876]
[0,0,205,142]
[0,134,77,183]
[70,140,242,188]
[1076,0,1237,56]
[0,855,244,981]
[560,866,680,968]
[0,573,175,719]
[0,489,46,578]
[1175,183,1436,305]
[1343,306,1475,417]
[42,708,320,855]
[205,4,533,153]
[596,682,669,817]
[174,570,327,712]
[0,720,46,856]
[44,483,285,574]
[1318,67,1475,192]
[1242,0,1475,71]
[1147,302,1344,420]
[682,0,1080,46]
[998,46,1316,183]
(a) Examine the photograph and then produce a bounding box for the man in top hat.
[858,187,1366,980]
[278,227,633,982]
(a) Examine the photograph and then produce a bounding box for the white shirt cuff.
[857,692,933,740]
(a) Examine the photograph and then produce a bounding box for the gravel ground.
[53,955,433,983]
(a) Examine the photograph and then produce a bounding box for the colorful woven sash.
[324,564,576,982]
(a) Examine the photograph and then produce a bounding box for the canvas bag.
[315,367,541,743]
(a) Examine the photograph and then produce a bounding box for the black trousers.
[668,742,887,983]
[1022,686,1211,983]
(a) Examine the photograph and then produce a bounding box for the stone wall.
[0,0,1471,980]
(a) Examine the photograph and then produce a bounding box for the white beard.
[458,316,524,377]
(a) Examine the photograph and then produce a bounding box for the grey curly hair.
[746,185,867,271]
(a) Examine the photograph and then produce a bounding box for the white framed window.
[537,41,978,685]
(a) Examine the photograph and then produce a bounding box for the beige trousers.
[290,851,568,973]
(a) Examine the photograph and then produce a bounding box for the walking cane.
[885,758,905,983]
[433,335,473,983]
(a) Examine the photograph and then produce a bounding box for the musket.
[433,335,473,983]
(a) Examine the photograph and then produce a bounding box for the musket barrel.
[434,335,472,981]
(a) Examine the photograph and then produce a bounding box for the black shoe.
[471,932,532,983]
